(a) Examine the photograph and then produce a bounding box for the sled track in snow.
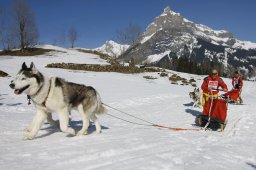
[224,116,243,137]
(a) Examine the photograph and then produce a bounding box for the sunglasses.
[212,72,218,75]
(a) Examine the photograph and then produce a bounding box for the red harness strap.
[153,124,200,131]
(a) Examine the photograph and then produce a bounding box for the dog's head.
[194,87,200,95]
[189,87,200,99]
[193,87,199,92]
[9,62,43,96]
[189,92,195,99]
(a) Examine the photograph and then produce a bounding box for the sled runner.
[196,98,228,131]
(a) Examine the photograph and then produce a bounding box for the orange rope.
[103,103,201,132]
[153,124,200,131]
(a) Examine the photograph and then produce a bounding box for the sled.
[196,98,227,131]
[222,89,243,104]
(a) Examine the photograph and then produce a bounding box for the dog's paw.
[68,128,76,136]
[23,135,34,140]
[96,129,102,134]
[24,127,32,132]
[77,130,88,136]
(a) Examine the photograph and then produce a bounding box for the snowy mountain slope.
[94,40,129,58]
[0,46,256,170]
[120,7,256,77]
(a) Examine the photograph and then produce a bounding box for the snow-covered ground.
[0,46,255,170]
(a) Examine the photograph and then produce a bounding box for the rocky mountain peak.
[164,6,171,13]
[142,6,186,42]
[119,7,256,77]
[163,6,179,16]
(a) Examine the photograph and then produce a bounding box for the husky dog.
[9,62,106,140]
[189,87,201,108]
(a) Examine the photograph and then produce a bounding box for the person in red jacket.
[232,71,243,103]
[232,71,243,90]
[201,69,228,107]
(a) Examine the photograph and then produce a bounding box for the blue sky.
[1,0,256,48]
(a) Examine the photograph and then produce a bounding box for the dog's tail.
[95,92,107,115]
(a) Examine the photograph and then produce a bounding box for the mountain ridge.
[119,6,256,77]
[94,40,129,58]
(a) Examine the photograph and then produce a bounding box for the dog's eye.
[21,78,26,80]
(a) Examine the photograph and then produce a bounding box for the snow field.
[0,46,256,170]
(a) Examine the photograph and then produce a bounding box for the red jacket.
[201,75,228,95]
[232,76,243,90]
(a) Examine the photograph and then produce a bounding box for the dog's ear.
[22,62,28,70]
[30,62,38,73]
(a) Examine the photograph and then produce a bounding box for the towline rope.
[102,103,200,131]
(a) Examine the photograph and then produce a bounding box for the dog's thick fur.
[189,87,202,108]
[10,62,106,140]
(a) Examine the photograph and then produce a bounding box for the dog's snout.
[9,83,15,89]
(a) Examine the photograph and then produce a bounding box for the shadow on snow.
[36,120,109,139]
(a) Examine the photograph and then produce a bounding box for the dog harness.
[27,79,52,107]
[41,79,52,107]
